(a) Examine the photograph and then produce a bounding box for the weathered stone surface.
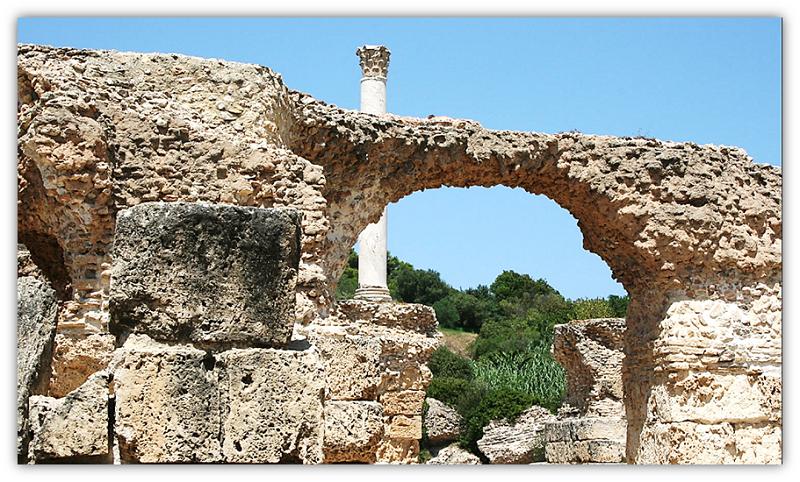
[553,318,625,418]
[218,347,325,464]
[477,405,556,464]
[303,326,381,400]
[424,398,463,445]
[544,417,626,464]
[427,443,481,465]
[109,202,301,347]
[376,437,419,464]
[386,415,423,440]
[381,390,425,416]
[17,276,58,460]
[48,333,116,398]
[111,334,222,463]
[545,439,626,464]
[28,372,109,462]
[545,417,627,443]
[637,420,781,464]
[17,44,782,464]
[323,401,384,463]
[338,299,438,334]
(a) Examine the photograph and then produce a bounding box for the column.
[354,45,392,302]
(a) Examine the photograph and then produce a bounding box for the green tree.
[572,297,615,320]
[607,294,630,318]
[490,270,557,303]
[393,267,453,306]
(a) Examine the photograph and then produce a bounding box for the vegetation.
[335,249,628,454]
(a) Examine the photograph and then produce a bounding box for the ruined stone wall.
[18,45,781,464]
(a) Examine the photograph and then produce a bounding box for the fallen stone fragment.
[28,372,110,462]
[427,443,481,465]
[477,405,556,464]
[424,397,463,445]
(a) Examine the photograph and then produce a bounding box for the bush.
[572,297,615,320]
[428,347,474,380]
[458,387,536,452]
[433,296,460,329]
[471,317,541,360]
[393,267,454,306]
[427,377,476,408]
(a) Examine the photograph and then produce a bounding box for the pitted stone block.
[323,401,384,463]
[218,347,325,464]
[109,202,301,347]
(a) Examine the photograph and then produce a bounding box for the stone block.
[17,276,58,460]
[427,443,480,465]
[109,203,301,347]
[424,397,463,445]
[111,334,222,463]
[379,365,432,392]
[385,415,422,440]
[323,401,384,463]
[380,390,425,416]
[477,405,556,464]
[545,439,625,464]
[338,300,438,333]
[28,372,109,462]
[376,437,419,464]
[218,347,325,464]
[48,333,116,398]
[305,327,381,400]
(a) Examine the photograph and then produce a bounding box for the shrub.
[572,297,615,320]
[428,346,474,380]
[471,317,541,360]
[457,387,536,452]
[427,377,475,408]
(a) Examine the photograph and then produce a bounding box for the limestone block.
[28,372,109,462]
[379,364,432,392]
[545,440,625,464]
[111,334,222,463]
[109,202,301,347]
[427,443,481,465]
[48,333,116,398]
[477,405,556,464]
[386,415,423,440]
[552,318,625,418]
[218,347,325,464]
[305,327,381,400]
[323,401,384,463]
[424,397,463,445]
[732,423,781,464]
[17,276,58,460]
[648,371,781,424]
[338,300,438,334]
[376,437,419,464]
[381,390,425,416]
[545,417,627,443]
[637,421,736,464]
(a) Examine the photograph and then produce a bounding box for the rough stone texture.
[424,397,463,445]
[477,405,556,464]
[17,276,59,461]
[28,372,109,462]
[304,326,382,400]
[381,390,425,416]
[323,401,384,463]
[109,203,301,347]
[18,45,782,464]
[427,443,481,465]
[338,299,438,333]
[547,318,627,464]
[218,347,325,464]
[553,318,626,418]
[545,418,627,464]
[47,333,116,398]
[110,334,222,463]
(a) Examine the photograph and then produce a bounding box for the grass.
[438,327,479,358]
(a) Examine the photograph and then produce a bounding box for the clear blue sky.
[17,18,781,299]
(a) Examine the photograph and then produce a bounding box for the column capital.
[356,45,391,80]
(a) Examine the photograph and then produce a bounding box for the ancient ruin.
[17,43,782,464]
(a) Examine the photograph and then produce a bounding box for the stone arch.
[17,45,781,463]
[288,94,782,463]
